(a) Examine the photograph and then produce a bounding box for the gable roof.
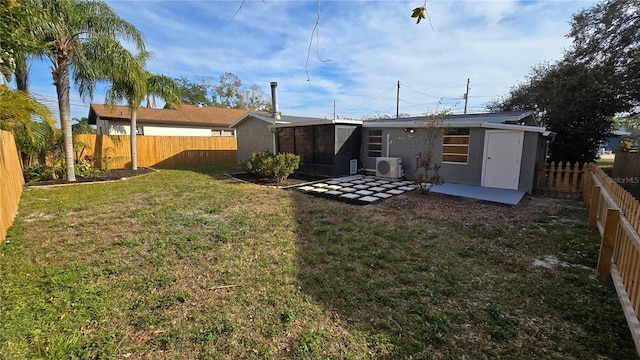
[230,112,362,128]
[88,103,247,128]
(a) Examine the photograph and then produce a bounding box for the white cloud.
[21,0,599,122]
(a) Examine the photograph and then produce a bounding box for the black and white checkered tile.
[295,175,418,204]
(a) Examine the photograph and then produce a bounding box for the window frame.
[442,128,470,164]
[367,129,383,158]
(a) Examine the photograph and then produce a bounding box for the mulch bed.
[26,168,156,186]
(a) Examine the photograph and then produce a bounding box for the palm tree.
[32,0,145,181]
[0,84,55,140]
[105,51,181,170]
[0,84,57,167]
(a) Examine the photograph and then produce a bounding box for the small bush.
[74,159,93,178]
[243,150,274,178]
[23,164,53,182]
[271,153,301,183]
[243,151,301,184]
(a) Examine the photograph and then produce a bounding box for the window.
[295,127,314,163]
[277,125,335,165]
[367,129,382,158]
[278,128,295,153]
[136,126,144,135]
[314,125,334,165]
[442,128,469,163]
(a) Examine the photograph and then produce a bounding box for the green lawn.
[597,158,615,176]
[0,164,636,359]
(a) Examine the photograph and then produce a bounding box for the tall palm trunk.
[14,53,28,92]
[130,109,137,170]
[15,67,29,93]
[53,57,76,182]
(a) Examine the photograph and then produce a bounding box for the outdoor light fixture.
[404,128,415,134]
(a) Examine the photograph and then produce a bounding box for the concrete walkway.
[430,183,526,205]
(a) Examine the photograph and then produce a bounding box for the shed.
[361,111,553,193]
[230,112,362,176]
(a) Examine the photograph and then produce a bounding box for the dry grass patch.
[0,164,636,359]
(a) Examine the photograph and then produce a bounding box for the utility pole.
[333,100,336,120]
[396,80,400,119]
[463,78,470,114]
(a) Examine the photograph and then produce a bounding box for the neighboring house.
[233,109,554,193]
[88,103,247,137]
[600,129,633,154]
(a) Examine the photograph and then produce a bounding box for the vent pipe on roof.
[270,82,281,120]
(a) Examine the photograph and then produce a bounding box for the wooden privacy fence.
[613,152,640,181]
[534,161,588,198]
[584,163,640,355]
[75,134,237,169]
[0,130,24,242]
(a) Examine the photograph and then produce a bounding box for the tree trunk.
[14,53,29,93]
[130,109,137,170]
[54,61,76,182]
[15,65,28,93]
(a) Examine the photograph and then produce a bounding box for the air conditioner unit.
[376,157,403,179]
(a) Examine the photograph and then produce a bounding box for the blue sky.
[20,0,599,123]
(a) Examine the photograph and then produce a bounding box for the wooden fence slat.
[0,131,24,242]
[563,162,571,191]
[589,186,601,230]
[597,208,620,281]
[571,162,580,192]
[611,264,640,356]
[554,162,564,191]
[534,161,585,199]
[76,134,238,169]
[588,162,640,356]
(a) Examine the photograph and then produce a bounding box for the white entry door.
[481,130,524,190]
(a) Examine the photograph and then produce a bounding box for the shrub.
[619,139,632,152]
[243,150,301,184]
[243,150,274,178]
[74,159,93,178]
[271,153,301,183]
[23,164,53,182]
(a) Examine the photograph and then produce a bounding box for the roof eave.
[230,113,276,128]
[270,119,363,128]
[362,120,547,133]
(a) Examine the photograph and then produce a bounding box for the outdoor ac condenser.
[376,157,403,179]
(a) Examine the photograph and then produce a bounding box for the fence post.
[588,185,601,230]
[583,164,592,206]
[596,208,620,281]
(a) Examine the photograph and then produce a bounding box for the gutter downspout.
[386,133,391,157]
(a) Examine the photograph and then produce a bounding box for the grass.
[0,163,637,359]
[596,158,615,175]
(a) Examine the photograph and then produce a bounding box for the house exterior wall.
[96,118,108,135]
[362,126,542,193]
[518,132,542,193]
[96,118,233,137]
[236,118,275,163]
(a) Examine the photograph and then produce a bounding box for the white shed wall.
[103,123,233,137]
